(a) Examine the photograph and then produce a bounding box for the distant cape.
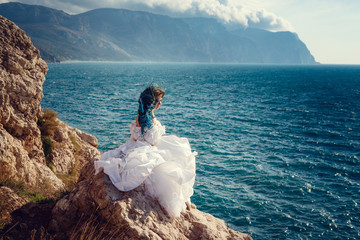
[0,2,317,64]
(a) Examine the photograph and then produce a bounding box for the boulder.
[0,186,28,224]
[0,15,100,196]
[0,15,65,195]
[50,162,252,240]
[0,15,100,228]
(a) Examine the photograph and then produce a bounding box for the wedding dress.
[94,119,197,217]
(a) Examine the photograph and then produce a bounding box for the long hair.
[138,84,165,134]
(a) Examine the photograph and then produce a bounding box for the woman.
[94,84,197,217]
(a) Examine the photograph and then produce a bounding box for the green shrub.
[38,109,59,171]
[38,109,58,136]
[69,134,80,152]
[23,192,53,203]
[0,180,53,203]
[41,137,53,169]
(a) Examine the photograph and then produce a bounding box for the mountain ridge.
[0,2,317,64]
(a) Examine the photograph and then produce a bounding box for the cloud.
[3,0,294,31]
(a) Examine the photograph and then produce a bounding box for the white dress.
[94,119,197,217]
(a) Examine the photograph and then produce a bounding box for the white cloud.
[1,0,294,31]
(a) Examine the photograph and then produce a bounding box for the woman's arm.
[136,114,140,127]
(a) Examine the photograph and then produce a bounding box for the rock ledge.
[50,162,252,240]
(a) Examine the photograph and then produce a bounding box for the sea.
[41,62,360,240]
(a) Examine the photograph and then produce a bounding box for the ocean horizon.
[41,62,360,239]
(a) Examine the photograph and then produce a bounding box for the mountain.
[0,2,317,64]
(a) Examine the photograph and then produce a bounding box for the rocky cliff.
[0,15,251,239]
[0,14,100,226]
[0,14,59,192]
[50,162,252,240]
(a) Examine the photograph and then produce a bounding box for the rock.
[0,199,55,240]
[0,15,100,193]
[50,121,100,174]
[0,15,65,195]
[0,119,65,196]
[50,162,252,240]
[0,186,28,223]
[70,126,98,148]
[0,15,100,227]
[0,16,46,161]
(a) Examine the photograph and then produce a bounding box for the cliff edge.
[0,15,251,239]
[50,162,252,240]
[0,15,100,227]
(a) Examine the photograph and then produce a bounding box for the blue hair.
[138,84,165,134]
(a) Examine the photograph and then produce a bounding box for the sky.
[1,0,359,64]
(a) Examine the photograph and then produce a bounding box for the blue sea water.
[41,62,360,240]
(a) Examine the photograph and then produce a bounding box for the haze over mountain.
[0,2,317,64]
